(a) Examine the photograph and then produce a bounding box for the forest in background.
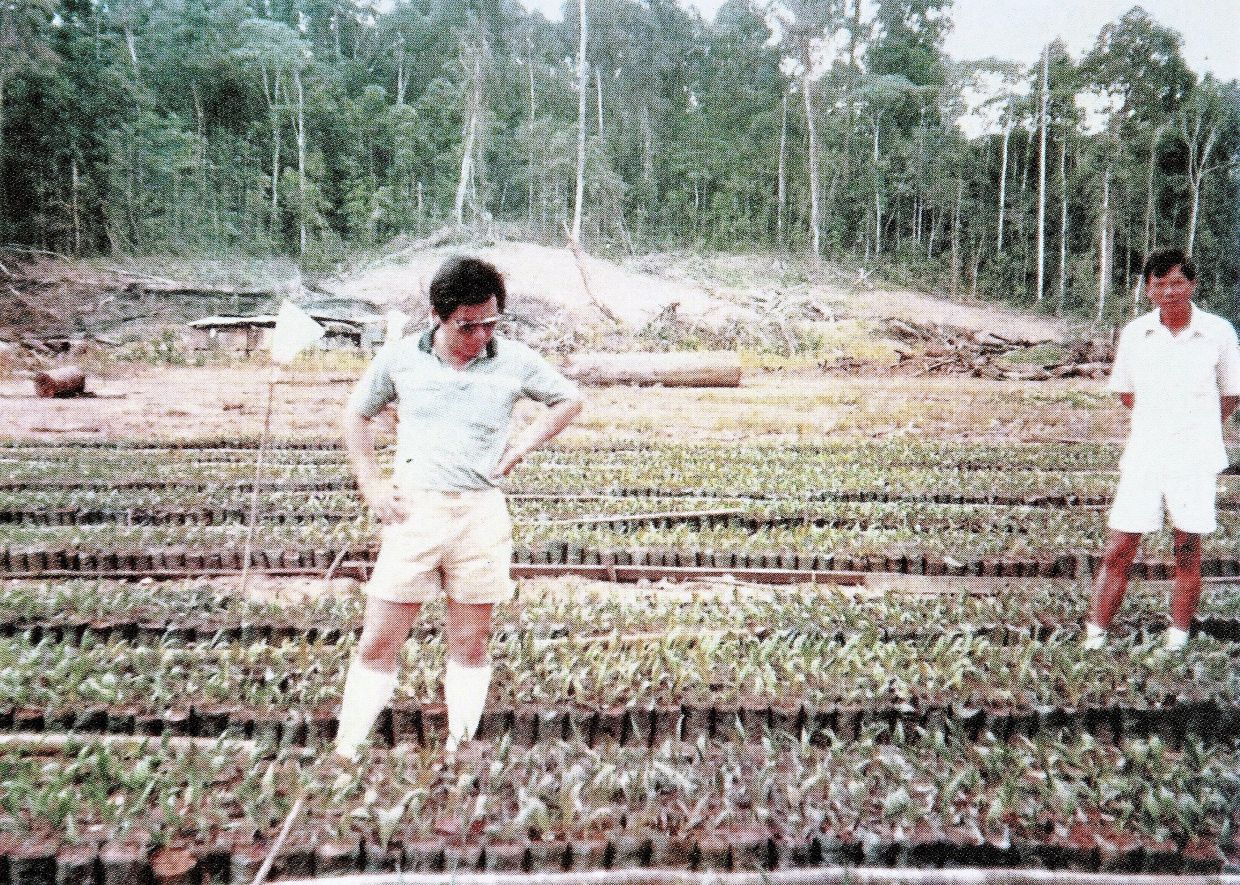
[4,0,1239,324]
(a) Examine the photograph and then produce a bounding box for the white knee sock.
[444,659,492,751]
[335,658,398,761]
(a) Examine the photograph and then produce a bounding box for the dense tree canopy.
[5,0,1238,323]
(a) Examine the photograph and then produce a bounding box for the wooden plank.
[512,563,866,586]
[520,508,743,527]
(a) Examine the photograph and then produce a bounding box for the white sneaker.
[1082,622,1107,650]
[333,741,361,763]
[1164,626,1189,651]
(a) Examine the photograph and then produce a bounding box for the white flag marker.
[270,300,324,364]
[384,309,411,345]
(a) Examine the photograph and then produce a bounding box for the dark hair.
[429,256,506,319]
[1142,248,1196,283]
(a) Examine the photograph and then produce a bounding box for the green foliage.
[1,0,1237,324]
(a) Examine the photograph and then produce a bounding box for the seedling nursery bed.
[1,440,1239,879]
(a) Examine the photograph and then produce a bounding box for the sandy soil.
[327,241,1072,344]
[330,241,760,330]
[0,362,1130,446]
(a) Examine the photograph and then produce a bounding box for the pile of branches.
[0,247,306,364]
[881,318,1112,381]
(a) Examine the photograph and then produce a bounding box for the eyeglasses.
[450,315,502,333]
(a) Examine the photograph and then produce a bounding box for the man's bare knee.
[445,601,493,666]
[357,629,405,670]
[447,626,490,666]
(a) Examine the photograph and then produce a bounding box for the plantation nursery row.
[4,578,1240,647]
[7,537,1240,580]
[0,438,1134,470]
[0,730,1234,877]
[0,475,1149,505]
[4,438,1240,876]
[3,619,1239,741]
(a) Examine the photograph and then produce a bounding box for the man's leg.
[443,599,494,752]
[336,596,422,760]
[1086,530,1142,645]
[1168,529,1202,647]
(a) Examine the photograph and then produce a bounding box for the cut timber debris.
[564,351,742,387]
[33,366,86,398]
[879,318,1112,381]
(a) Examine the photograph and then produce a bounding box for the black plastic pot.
[360,839,402,873]
[53,844,97,885]
[314,838,359,876]
[100,842,150,885]
[149,848,197,885]
[482,842,528,873]
[9,837,58,885]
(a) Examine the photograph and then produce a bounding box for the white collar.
[1138,304,1206,339]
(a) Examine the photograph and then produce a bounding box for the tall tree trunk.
[1097,164,1110,323]
[396,40,406,105]
[1057,139,1068,315]
[801,60,821,263]
[641,105,653,185]
[0,78,7,233]
[1035,47,1048,304]
[872,113,881,254]
[776,90,787,247]
[1142,125,1161,256]
[294,67,306,255]
[526,39,535,232]
[123,26,139,74]
[454,50,482,227]
[950,180,964,297]
[594,65,603,137]
[263,68,281,243]
[70,156,81,254]
[997,124,1011,253]
[1185,126,1216,255]
[570,0,588,243]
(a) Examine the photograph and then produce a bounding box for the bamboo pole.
[238,366,279,596]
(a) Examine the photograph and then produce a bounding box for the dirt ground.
[0,360,1129,445]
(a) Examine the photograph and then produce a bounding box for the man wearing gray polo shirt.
[1086,249,1240,652]
[336,256,582,760]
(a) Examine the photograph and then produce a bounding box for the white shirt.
[1109,305,1240,475]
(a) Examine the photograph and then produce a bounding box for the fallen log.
[564,351,742,387]
[33,366,86,398]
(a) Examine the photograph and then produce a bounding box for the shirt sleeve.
[1107,327,1135,394]
[1218,321,1240,396]
[348,349,397,418]
[519,347,579,406]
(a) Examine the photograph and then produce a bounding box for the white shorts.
[365,488,514,605]
[1107,468,1218,535]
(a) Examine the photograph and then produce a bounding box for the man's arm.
[1224,395,1238,424]
[492,397,583,478]
[343,406,404,523]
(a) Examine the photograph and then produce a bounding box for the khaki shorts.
[1108,468,1218,535]
[365,488,514,605]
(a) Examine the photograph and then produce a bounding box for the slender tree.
[570,0,587,242]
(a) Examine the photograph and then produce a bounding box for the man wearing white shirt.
[1086,249,1240,651]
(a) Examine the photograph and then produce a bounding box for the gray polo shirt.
[350,328,578,491]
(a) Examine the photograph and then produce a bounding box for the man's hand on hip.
[362,479,407,524]
[491,444,524,479]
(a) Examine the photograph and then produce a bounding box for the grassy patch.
[1022,389,1112,410]
[999,343,1067,367]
